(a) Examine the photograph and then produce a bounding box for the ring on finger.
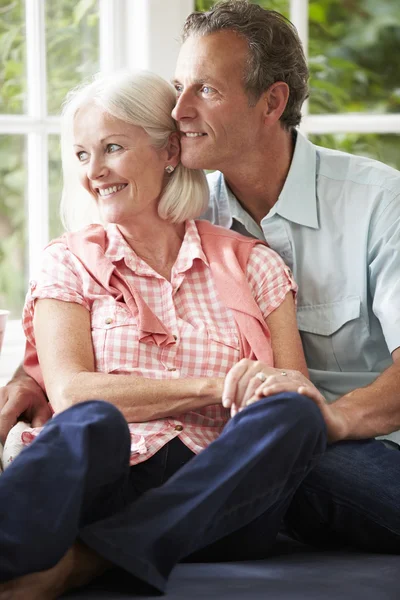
[255,372,267,382]
[280,371,288,376]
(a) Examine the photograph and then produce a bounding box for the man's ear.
[165,132,180,169]
[262,82,290,125]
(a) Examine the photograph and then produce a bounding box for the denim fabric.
[284,438,400,553]
[0,394,325,590]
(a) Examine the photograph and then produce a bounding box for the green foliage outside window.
[0,0,98,316]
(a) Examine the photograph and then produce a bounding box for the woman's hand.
[222,359,298,416]
[222,359,326,418]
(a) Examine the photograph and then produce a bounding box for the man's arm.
[0,363,51,444]
[312,348,400,443]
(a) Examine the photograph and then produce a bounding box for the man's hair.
[60,70,209,231]
[182,0,309,129]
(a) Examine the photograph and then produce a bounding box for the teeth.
[99,184,126,196]
[185,132,204,138]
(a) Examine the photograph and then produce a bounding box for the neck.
[223,128,294,224]
[118,217,186,281]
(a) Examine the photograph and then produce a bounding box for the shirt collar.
[269,131,319,228]
[220,130,319,231]
[103,221,208,272]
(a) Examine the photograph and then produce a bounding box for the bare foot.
[0,542,111,600]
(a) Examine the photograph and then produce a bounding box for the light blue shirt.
[204,131,400,443]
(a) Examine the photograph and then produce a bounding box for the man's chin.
[181,152,214,171]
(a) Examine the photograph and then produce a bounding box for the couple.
[1,1,400,598]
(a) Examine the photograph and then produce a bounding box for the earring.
[165,165,175,174]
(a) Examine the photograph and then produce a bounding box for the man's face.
[172,31,266,172]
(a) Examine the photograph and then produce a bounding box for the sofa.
[64,535,399,599]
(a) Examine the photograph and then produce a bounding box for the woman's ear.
[165,132,181,169]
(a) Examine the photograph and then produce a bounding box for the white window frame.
[1,0,399,382]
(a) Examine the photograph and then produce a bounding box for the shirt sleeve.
[245,243,297,322]
[368,193,400,353]
[22,242,90,348]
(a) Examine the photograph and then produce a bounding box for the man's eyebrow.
[171,77,218,87]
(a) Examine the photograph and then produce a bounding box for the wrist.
[197,378,224,405]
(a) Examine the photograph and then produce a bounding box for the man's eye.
[201,86,213,95]
[174,84,183,95]
[107,143,122,153]
[76,151,89,161]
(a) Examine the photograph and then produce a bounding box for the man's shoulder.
[315,143,400,196]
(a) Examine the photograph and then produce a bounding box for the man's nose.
[172,90,197,121]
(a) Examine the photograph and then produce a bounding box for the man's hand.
[248,373,349,443]
[0,367,51,444]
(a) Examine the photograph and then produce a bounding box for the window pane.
[48,135,64,239]
[46,0,100,115]
[0,135,27,318]
[309,0,400,115]
[309,133,400,171]
[195,0,289,16]
[0,0,26,114]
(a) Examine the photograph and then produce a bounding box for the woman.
[0,71,326,599]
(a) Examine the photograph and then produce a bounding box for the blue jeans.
[283,438,400,553]
[0,393,325,590]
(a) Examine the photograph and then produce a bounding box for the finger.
[223,359,251,408]
[253,374,296,397]
[297,385,326,406]
[30,402,52,428]
[230,403,238,418]
[0,413,17,445]
[241,373,268,406]
[0,389,8,413]
[247,382,301,404]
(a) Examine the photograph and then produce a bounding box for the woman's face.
[73,102,176,226]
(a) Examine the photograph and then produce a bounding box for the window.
[0,0,100,321]
[0,0,194,382]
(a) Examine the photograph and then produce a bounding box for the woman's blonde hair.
[60,70,209,231]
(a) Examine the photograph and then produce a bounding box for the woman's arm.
[34,299,223,421]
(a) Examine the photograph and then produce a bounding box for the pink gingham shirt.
[22,220,296,466]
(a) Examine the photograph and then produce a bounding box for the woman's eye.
[107,143,122,153]
[76,151,89,161]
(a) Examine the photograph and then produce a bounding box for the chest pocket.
[297,296,368,372]
[91,298,139,373]
[205,325,240,376]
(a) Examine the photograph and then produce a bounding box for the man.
[1,0,400,552]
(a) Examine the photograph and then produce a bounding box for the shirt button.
[174,425,183,432]
[167,367,177,372]
[105,317,113,325]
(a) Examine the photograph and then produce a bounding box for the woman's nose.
[87,156,108,181]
